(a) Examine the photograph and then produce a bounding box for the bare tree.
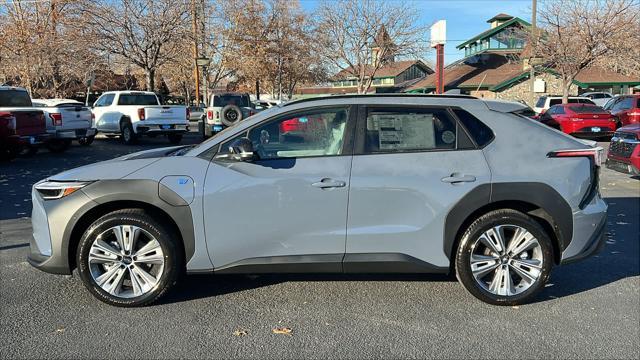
[82,0,189,91]
[315,0,428,94]
[536,0,639,103]
[0,0,103,97]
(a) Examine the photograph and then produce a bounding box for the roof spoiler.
[482,99,530,113]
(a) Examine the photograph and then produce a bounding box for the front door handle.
[441,173,476,184]
[312,178,346,189]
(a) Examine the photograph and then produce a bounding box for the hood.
[49,145,192,181]
[49,157,161,181]
[618,123,640,134]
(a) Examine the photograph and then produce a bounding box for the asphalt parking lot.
[1,132,638,359]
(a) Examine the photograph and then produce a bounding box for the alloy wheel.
[88,225,165,298]
[469,224,543,296]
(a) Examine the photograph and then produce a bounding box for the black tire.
[168,133,183,144]
[78,135,95,146]
[20,145,38,156]
[121,120,138,145]
[76,209,183,307]
[455,209,554,306]
[46,139,72,153]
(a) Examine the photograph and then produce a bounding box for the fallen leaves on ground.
[233,329,248,337]
[272,327,292,336]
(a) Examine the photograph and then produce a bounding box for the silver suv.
[28,95,607,307]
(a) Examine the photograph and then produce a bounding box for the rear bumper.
[560,194,608,264]
[136,123,189,134]
[13,133,54,146]
[50,128,96,139]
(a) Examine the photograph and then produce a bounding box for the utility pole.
[191,0,200,107]
[529,0,537,107]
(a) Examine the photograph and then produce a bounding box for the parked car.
[606,124,640,176]
[92,91,189,145]
[29,94,607,307]
[0,86,52,160]
[199,92,258,138]
[605,95,640,127]
[581,92,614,107]
[32,99,96,150]
[533,95,595,114]
[538,103,617,139]
[188,105,204,121]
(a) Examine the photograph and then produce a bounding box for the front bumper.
[606,158,640,175]
[27,186,98,275]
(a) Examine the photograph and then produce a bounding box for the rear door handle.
[312,178,346,189]
[441,173,476,184]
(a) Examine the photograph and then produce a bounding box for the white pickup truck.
[32,98,96,150]
[92,91,189,144]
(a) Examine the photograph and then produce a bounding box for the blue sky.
[300,0,532,64]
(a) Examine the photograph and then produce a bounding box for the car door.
[93,94,116,131]
[344,105,491,270]
[202,106,355,272]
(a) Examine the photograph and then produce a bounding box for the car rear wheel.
[78,136,94,146]
[455,209,553,306]
[121,121,138,145]
[76,209,182,307]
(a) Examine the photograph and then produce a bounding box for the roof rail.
[281,93,477,107]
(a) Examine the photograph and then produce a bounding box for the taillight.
[49,113,63,126]
[186,108,190,120]
[547,147,604,167]
[207,110,213,120]
[138,108,145,120]
[91,112,95,121]
[7,115,16,131]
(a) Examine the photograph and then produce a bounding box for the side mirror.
[215,137,255,162]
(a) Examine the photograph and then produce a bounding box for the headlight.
[34,181,92,200]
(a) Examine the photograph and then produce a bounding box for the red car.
[538,103,617,139]
[606,124,640,176]
[604,95,640,127]
[0,86,51,160]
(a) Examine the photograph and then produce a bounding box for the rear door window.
[361,107,457,153]
[117,94,159,106]
[569,105,608,113]
[453,109,494,147]
[214,95,250,108]
[0,90,32,107]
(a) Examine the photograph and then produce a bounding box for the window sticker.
[369,113,435,150]
[442,130,455,144]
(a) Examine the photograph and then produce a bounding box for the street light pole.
[191,0,200,106]
[529,0,537,107]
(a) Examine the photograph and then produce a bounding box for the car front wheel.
[455,209,553,306]
[76,209,182,307]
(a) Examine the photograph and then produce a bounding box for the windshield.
[213,94,250,108]
[117,94,159,106]
[0,90,32,107]
[569,105,608,113]
[535,97,546,108]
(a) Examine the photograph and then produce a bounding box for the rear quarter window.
[453,109,494,147]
